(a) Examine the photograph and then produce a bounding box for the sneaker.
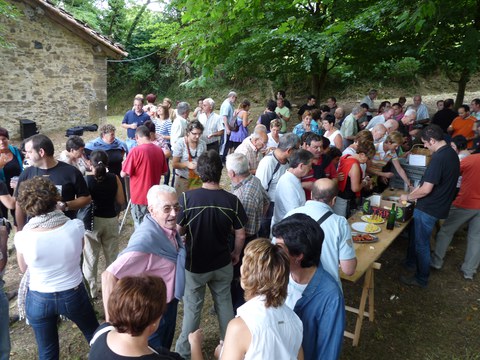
[400,275,426,288]
[430,262,442,270]
[463,273,474,281]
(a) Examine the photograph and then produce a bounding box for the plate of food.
[361,214,385,224]
[351,232,379,243]
[351,222,382,234]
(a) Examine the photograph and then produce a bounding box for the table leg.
[344,262,381,346]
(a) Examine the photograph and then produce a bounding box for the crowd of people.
[0,89,479,359]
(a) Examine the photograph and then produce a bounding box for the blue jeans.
[0,280,10,360]
[125,138,137,152]
[131,204,148,229]
[26,283,99,360]
[406,209,438,286]
[148,299,178,351]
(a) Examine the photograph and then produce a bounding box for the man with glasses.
[101,185,186,351]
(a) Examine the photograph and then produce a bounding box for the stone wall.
[0,0,108,139]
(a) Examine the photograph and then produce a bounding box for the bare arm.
[0,194,15,209]
[298,346,304,360]
[16,252,28,273]
[392,159,411,186]
[231,228,245,266]
[219,317,251,360]
[400,181,434,202]
[65,195,91,211]
[334,134,343,150]
[188,329,205,360]
[349,164,363,193]
[340,258,357,276]
[15,201,27,231]
[101,270,119,322]
[115,176,126,207]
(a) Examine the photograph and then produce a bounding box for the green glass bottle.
[386,203,396,230]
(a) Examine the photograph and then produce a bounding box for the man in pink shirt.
[121,125,168,227]
[431,153,480,280]
[101,185,186,350]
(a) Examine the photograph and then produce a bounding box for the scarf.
[119,214,186,300]
[0,145,24,183]
[18,210,70,320]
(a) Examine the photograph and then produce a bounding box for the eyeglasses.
[190,131,202,136]
[160,204,182,213]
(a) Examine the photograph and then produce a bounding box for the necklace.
[187,144,198,159]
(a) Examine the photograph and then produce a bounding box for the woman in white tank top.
[216,239,303,360]
[322,114,343,150]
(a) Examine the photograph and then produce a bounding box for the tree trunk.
[311,56,329,99]
[454,68,470,109]
[125,0,151,46]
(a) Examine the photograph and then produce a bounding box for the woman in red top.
[333,141,375,218]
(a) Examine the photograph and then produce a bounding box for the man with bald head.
[285,178,357,290]
[371,123,387,144]
[384,119,399,133]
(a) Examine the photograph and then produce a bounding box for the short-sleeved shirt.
[172,138,207,179]
[416,144,460,219]
[298,104,318,116]
[154,119,172,144]
[431,109,458,133]
[199,112,224,144]
[234,138,263,172]
[292,120,322,138]
[220,98,234,124]
[257,112,278,132]
[122,110,150,139]
[177,188,247,273]
[275,106,291,133]
[451,115,476,148]
[453,154,480,209]
[340,113,358,138]
[122,143,167,205]
[255,153,289,200]
[286,201,355,290]
[14,161,89,219]
[272,171,305,228]
[232,175,270,236]
[170,116,188,147]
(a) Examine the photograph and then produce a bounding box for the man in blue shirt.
[121,97,150,152]
[273,213,345,360]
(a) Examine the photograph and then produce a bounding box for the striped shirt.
[153,119,172,144]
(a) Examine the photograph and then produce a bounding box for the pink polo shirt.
[107,226,179,303]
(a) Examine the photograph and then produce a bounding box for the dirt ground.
[3,91,480,359]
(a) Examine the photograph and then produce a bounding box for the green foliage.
[0,0,20,48]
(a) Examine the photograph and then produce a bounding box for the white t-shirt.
[237,295,303,360]
[266,132,282,149]
[285,274,308,309]
[14,219,84,292]
[272,171,305,228]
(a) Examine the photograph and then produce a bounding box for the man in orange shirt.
[448,104,476,148]
[431,153,480,280]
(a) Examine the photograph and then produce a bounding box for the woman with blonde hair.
[217,238,303,360]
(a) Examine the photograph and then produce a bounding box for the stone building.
[0,0,127,138]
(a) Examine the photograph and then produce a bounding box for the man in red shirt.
[448,104,477,148]
[300,133,338,200]
[121,126,168,228]
[431,153,480,280]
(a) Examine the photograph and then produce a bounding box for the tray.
[352,232,379,243]
[361,215,385,224]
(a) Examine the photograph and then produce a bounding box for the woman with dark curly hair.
[14,176,99,360]
[216,238,303,359]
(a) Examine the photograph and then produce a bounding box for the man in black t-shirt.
[431,98,458,133]
[400,125,459,288]
[175,150,247,359]
[257,99,279,132]
[14,134,90,230]
[297,95,318,119]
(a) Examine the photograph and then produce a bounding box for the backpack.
[228,110,240,132]
[65,126,84,137]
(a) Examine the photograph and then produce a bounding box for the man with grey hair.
[285,178,357,290]
[102,184,186,351]
[384,119,399,133]
[340,106,366,148]
[398,108,416,137]
[371,123,387,143]
[226,152,269,309]
[365,107,394,130]
[198,97,224,152]
[255,133,300,237]
[413,95,430,122]
[171,101,190,147]
[234,125,268,174]
[220,91,238,159]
